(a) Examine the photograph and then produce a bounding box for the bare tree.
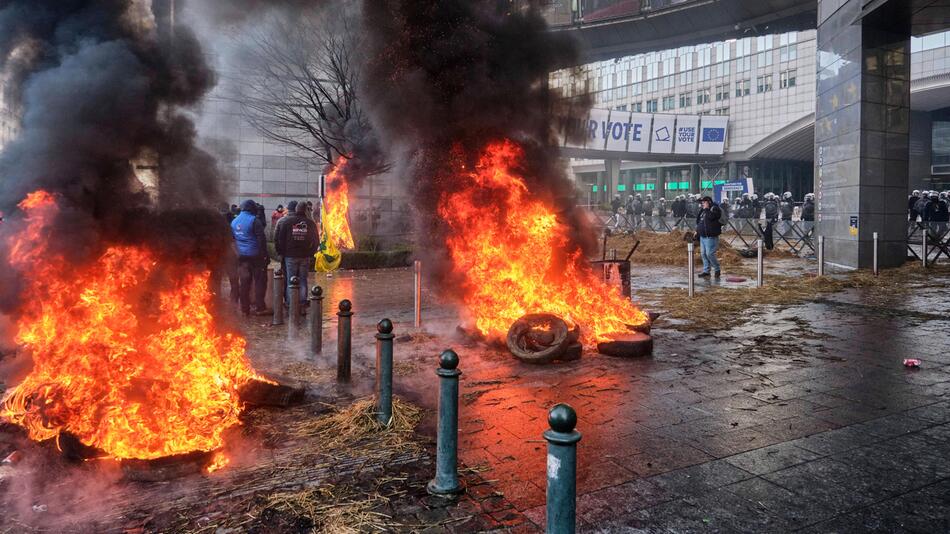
[233,4,387,175]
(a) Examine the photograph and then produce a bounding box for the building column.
[604,158,621,201]
[656,167,666,198]
[816,0,910,269]
[690,164,701,194]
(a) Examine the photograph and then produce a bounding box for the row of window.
[617,70,797,113]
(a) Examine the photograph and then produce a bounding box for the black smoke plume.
[0,0,230,312]
[360,0,593,281]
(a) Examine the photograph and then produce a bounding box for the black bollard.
[427,350,464,496]
[337,300,352,382]
[288,276,300,338]
[310,286,323,356]
[375,319,395,426]
[271,269,284,326]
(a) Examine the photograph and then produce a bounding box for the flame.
[438,140,648,343]
[206,451,230,473]
[0,191,263,461]
[324,159,355,250]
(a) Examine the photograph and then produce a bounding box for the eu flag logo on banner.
[702,128,725,142]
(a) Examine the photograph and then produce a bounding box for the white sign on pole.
[674,115,699,155]
[697,116,729,155]
[650,115,675,154]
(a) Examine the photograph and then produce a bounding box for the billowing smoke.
[360,0,593,281]
[0,0,230,311]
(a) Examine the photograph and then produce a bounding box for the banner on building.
[559,108,727,156]
[650,115,675,154]
[712,179,754,203]
[674,115,699,155]
[697,116,729,155]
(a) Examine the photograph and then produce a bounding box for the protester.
[275,201,320,313]
[271,205,285,228]
[695,196,723,278]
[231,200,270,316]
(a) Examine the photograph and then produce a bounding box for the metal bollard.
[375,319,395,426]
[756,239,764,287]
[817,236,825,277]
[872,232,879,276]
[923,229,928,268]
[610,249,618,260]
[427,349,464,496]
[545,403,581,534]
[271,269,284,326]
[337,300,352,382]
[687,242,695,297]
[414,260,422,329]
[288,276,300,338]
[310,286,323,356]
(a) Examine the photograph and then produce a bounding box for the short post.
[309,286,323,356]
[922,228,928,268]
[337,300,352,382]
[817,235,825,277]
[271,269,284,326]
[687,242,695,297]
[610,249,618,260]
[427,349,464,496]
[413,260,422,329]
[756,239,764,287]
[288,276,300,338]
[872,232,879,276]
[545,403,581,534]
[375,319,395,426]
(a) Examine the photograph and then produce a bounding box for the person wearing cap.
[695,196,723,278]
[271,205,285,232]
[231,200,270,316]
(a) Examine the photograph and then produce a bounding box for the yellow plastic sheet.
[314,205,342,272]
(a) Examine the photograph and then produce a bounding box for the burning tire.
[506,314,571,364]
[597,332,654,358]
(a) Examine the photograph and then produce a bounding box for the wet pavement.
[237,261,950,532]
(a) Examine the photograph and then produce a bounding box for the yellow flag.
[315,205,342,272]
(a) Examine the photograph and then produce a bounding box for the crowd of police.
[908,190,950,224]
[609,191,816,231]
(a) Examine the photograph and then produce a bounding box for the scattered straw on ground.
[292,397,423,451]
[601,230,752,269]
[641,263,950,331]
[263,485,395,534]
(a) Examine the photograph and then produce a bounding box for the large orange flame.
[324,159,355,250]
[0,191,262,460]
[439,140,647,343]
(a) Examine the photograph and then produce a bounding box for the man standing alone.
[276,201,320,314]
[695,196,723,278]
[231,200,270,316]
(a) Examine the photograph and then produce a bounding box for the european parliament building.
[555,29,950,204]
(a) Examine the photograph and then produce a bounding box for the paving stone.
[724,442,823,475]
[647,459,755,497]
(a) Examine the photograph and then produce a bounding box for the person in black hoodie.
[695,196,723,278]
[276,201,320,312]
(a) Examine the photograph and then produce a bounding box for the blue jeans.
[700,236,721,274]
[284,257,310,305]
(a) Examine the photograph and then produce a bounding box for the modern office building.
[555,29,950,204]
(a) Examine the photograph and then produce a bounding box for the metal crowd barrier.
[907,221,950,265]
[599,211,816,256]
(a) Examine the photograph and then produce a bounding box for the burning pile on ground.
[0,192,268,466]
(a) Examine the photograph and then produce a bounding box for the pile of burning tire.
[506,313,653,363]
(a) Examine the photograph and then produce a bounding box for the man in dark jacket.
[276,201,320,311]
[695,196,723,278]
[231,199,269,316]
[802,193,815,221]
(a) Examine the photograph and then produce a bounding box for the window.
[780,32,798,62]
[715,83,729,101]
[662,95,675,111]
[780,69,797,89]
[632,102,643,112]
[714,107,730,116]
[697,88,711,104]
[646,99,658,113]
[735,38,753,72]
[679,92,692,108]
[756,74,773,93]
[735,79,751,97]
[679,52,693,85]
[714,42,730,77]
[756,35,773,67]
[632,83,642,96]
[662,75,675,90]
[615,104,628,111]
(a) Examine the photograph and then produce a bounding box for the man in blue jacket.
[231,200,270,316]
[695,196,723,278]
